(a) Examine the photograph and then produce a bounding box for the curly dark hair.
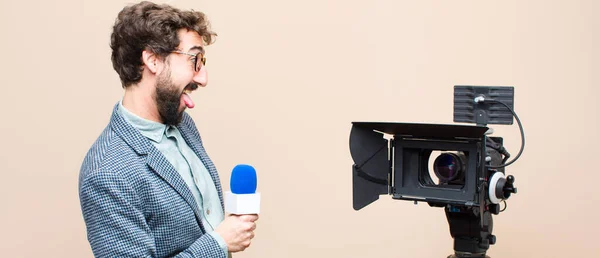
[110,1,217,87]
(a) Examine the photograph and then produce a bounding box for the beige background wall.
[1,0,598,257]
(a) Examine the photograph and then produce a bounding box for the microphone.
[225,164,261,214]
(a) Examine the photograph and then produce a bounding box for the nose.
[193,65,208,87]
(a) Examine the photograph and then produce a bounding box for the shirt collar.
[118,100,168,143]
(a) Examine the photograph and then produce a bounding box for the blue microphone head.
[230,164,257,194]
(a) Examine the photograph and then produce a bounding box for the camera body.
[351,122,494,209]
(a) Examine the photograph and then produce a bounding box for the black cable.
[500,200,507,212]
[483,99,525,169]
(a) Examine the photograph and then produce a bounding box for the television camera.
[350,86,525,258]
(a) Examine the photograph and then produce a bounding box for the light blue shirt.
[118,101,227,255]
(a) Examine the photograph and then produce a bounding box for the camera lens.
[433,153,465,183]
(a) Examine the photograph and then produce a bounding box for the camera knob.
[489,204,500,215]
[506,175,515,184]
[488,234,497,245]
[502,175,517,198]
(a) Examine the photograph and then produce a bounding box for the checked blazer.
[79,104,227,258]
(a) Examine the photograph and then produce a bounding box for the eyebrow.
[188,46,205,54]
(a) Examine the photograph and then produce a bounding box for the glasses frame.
[171,50,206,72]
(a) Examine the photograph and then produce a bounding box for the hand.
[215,214,259,252]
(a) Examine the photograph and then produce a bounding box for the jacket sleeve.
[79,170,226,258]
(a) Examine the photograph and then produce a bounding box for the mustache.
[183,83,199,93]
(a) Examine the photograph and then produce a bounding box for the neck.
[122,82,163,124]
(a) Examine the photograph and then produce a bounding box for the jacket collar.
[109,103,152,155]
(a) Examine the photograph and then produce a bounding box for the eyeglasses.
[171,50,206,72]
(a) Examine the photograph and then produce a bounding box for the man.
[78,1,257,257]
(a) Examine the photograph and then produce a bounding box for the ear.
[142,49,160,74]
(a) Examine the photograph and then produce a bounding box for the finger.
[248,231,255,239]
[249,214,258,221]
[242,221,256,231]
[243,214,259,222]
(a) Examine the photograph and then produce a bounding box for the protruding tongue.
[182,93,195,109]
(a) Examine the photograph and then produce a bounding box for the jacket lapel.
[145,148,206,231]
[109,104,206,231]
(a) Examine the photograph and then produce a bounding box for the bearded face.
[154,67,198,126]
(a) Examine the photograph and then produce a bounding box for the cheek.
[169,64,195,84]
